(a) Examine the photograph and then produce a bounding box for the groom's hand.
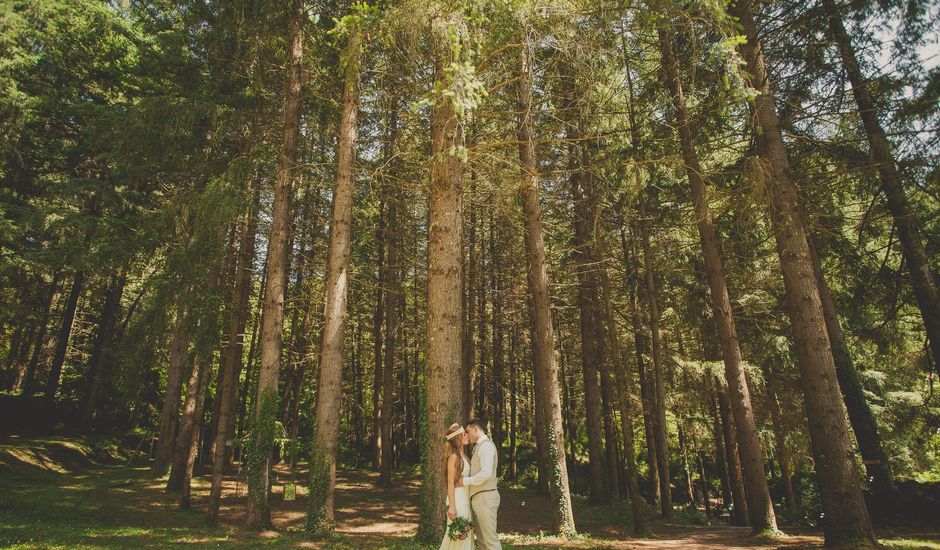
[456,477,464,487]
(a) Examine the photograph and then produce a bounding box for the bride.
[440,422,473,550]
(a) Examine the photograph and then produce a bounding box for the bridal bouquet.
[447,516,473,541]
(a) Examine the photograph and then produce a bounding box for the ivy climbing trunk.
[246,0,303,530]
[658,26,777,534]
[731,0,875,545]
[306,29,361,536]
[517,31,576,537]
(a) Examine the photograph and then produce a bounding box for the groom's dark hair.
[465,418,486,432]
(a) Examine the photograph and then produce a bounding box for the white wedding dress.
[439,454,474,550]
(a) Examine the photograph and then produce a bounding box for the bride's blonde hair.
[443,422,465,465]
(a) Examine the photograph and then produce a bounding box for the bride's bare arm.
[446,453,458,520]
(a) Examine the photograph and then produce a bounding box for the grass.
[1,437,939,549]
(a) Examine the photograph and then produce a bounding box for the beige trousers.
[470,490,501,550]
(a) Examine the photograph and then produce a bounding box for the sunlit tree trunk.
[658,27,777,533]
[731,0,875,544]
[416,13,467,541]
[306,29,361,535]
[517,32,576,536]
[246,0,303,529]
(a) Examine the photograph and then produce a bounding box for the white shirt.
[462,434,497,487]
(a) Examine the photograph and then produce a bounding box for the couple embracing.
[439,418,501,550]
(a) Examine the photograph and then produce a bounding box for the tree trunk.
[517,33,576,536]
[599,254,647,534]
[490,211,505,450]
[639,195,673,519]
[807,236,897,505]
[557,59,609,505]
[81,267,127,427]
[166,317,215,495]
[208,180,260,523]
[619,53,661,507]
[373,197,385,471]
[509,324,518,482]
[379,105,401,489]
[21,271,61,396]
[306,30,361,535]
[476,215,488,420]
[824,0,940,379]
[766,381,797,513]
[731,1,875,544]
[246,0,303,530]
[713,375,749,526]
[416,20,467,541]
[153,300,194,476]
[706,365,732,510]
[44,270,84,402]
[464,176,477,420]
[658,27,777,533]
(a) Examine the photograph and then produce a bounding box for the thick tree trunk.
[416,22,467,541]
[246,0,303,530]
[44,270,84,402]
[731,1,875,544]
[807,236,897,505]
[517,34,576,536]
[81,267,127,427]
[306,31,360,535]
[658,27,777,533]
[824,0,940,380]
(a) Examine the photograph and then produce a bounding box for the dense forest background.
[1,0,938,548]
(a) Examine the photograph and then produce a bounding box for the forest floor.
[1,437,939,549]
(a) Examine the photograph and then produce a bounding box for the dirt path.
[193,467,824,548]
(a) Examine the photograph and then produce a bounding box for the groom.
[456,418,500,550]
